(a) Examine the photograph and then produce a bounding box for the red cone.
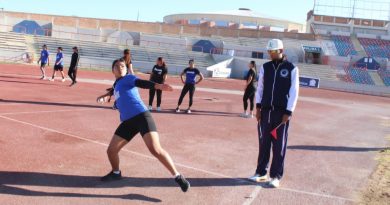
[270,128,278,140]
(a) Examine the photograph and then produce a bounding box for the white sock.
[174,173,180,178]
[113,170,121,174]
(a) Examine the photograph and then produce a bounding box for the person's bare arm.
[163,73,168,82]
[180,71,185,84]
[195,73,204,84]
[128,64,134,74]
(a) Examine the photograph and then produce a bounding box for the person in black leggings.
[176,59,204,114]
[68,47,80,86]
[148,57,168,111]
[241,61,258,118]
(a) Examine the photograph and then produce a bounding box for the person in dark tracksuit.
[241,61,258,118]
[176,59,204,114]
[148,57,168,111]
[68,47,80,86]
[248,39,299,188]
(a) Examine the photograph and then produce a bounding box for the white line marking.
[242,185,262,205]
[0,108,105,116]
[278,187,355,202]
[0,115,355,202]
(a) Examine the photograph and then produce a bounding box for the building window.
[215,20,229,27]
[189,19,201,25]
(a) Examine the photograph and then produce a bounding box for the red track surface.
[0,63,389,205]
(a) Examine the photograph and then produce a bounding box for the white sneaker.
[186,109,192,114]
[248,174,268,182]
[248,114,254,119]
[49,78,54,82]
[240,113,248,118]
[148,106,153,111]
[40,76,45,80]
[175,108,180,113]
[156,107,161,112]
[268,178,280,188]
[61,78,65,82]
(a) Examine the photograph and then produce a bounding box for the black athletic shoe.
[175,175,190,192]
[101,171,122,182]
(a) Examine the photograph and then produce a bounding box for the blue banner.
[299,76,320,88]
[302,46,322,53]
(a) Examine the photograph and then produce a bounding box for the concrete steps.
[368,71,385,86]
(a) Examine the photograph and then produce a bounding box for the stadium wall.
[0,11,316,41]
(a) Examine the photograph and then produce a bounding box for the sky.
[0,0,316,24]
[1,0,389,24]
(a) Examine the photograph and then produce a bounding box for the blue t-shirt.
[114,75,148,122]
[56,52,64,66]
[40,50,49,64]
[183,67,201,84]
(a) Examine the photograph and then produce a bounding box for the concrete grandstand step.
[350,35,366,56]
[368,71,385,86]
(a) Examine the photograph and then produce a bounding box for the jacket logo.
[280,69,289,78]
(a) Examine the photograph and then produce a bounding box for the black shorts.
[54,65,64,71]
[40,62,47,67]
[115,111,157,141]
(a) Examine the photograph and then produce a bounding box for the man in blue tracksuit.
[248,39,299,188]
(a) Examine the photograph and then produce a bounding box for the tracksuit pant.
[256,109,290,180]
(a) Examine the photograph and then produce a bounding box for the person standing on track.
[121,49,134,75]
[97,58,190,192]
[49,47,66,82]
[68,46,80,86]
[175,59,204,114]
[148,57,168,111]
[241,61,258,118]
[37,45,50,80]
[248,39,299,188]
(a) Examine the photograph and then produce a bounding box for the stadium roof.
[173,8,301,24]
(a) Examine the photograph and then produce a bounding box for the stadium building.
[163,8,304,33]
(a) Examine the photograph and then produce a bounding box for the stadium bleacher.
[378,69,390,86]
[32,34,215,69]
[344,67,375,85]
[358,38,390,59]
[331,35,358,57]
[0,31,28,52]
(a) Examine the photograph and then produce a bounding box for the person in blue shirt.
[175,59,204,114]
[37,45,50,80]
[97,58,190,192]
[49,47,66,82]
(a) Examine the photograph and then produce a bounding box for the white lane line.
[242,185,262,205]
[0,108,106,116]
[0,115,355,202]
[278,187,355,202]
